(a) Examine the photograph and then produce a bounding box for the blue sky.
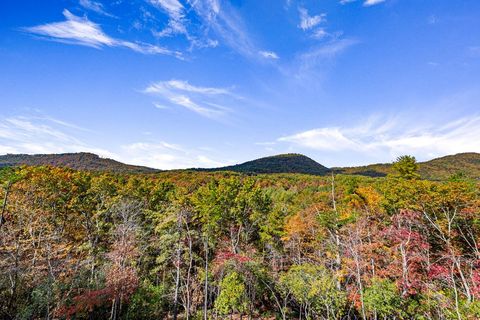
[1,0,480,169]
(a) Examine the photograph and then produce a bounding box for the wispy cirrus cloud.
[290,38,358,79]
[259,50,279,59]
[156,79,232,95]
[189,0,274,60]
[340,0,386,6]
[0,115,114,157]
[278,115,480,162]
[297,7,341,42]
[363,0,386,6]
[149,0,188,37]
[23,9,182,58]
[150,0,184,19]
[298,7,326,31]
[79,0,115,17]
[121,141,226,169]
[144,79,240,119]
[0,114,226,170]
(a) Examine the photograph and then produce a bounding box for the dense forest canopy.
[1,156,480,319]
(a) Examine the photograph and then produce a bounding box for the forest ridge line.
[0,151,480,180]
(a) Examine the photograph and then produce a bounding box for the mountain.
[1,152,479,180]
[336,152,480,180]
[0,152,158,174]
[197,153,330,175]
[418,152,480,180]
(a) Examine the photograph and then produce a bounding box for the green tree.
[392,155,420,180]
[126,280,168,319]
[214,271,247,317]
[279,264,346,319]
[363,278,401,319]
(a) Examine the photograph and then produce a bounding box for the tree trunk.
[110,297,119,320]
[203,236,209,320]
[330,174,342,291]
[173,212,182,320]
[0,181,11,227]
[185,230,193,320]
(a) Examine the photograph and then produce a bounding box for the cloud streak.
[340,0,386,6]
[144,79,239,119]
[149,0,189,38]
[287,38,358,80]
[363,0,386,6]
[278,115,480,161]
[0,114,227,170]
[189,0,268,60]
[0,116,114,157]
[23,9,182,58]
[79,0,115,17]
[298,8,326,31]
[259,50,279,59]
[150,0,184,20]
[121,141,226,169]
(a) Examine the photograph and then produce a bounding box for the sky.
[1,0,480,169]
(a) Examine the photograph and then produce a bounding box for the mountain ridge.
[0,152,159,174]
[1,152,479,180]
[193,153,330,175]
[335,152,480,180]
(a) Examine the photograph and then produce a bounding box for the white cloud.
[152,79,232,95]
[259,50,279,59]
[293,38,358,78]
[149,0,184,19]
[301,38,357,59]
[170,95,225,118]
[312,28,328,39]
[23,9,182,58]
[154,19,188,37]
[278,115,480,160]
[363,0,386,7]
[0,116,115,158]
[153,103,170,110]
[297,8,339,43]
[121,141,226,169]
[279,127,359,151]
[79,0,115,17]
[0,114,227,170]
[189,0,261,58]
[144,79,238,119]
[149,0,190,39]
[339,0,386,6]
[298,8,326,31]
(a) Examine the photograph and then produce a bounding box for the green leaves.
[392,155,420,180]
[363,278,401,319]
[279,264,346,319]
[215,271,247,315]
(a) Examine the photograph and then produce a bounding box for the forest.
[0,156,479,319]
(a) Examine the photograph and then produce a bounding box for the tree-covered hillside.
[1,157,479,319]
[336,152,480,180]
[198,153,330,175]
[0,152,158,174]
[2,152,480,180]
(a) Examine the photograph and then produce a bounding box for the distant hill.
[0,152,158,174]
[336,152,480,180]
[418,153,480,180]
[1,152,479,180]
[197,153,330,175]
